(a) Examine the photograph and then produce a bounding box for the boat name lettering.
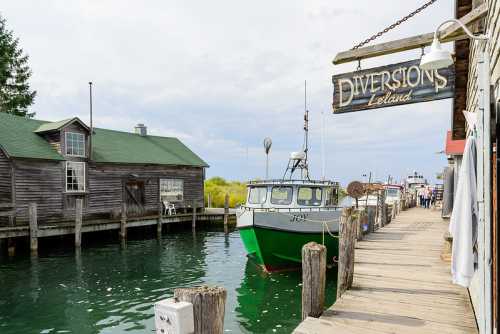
[290,213,307,222]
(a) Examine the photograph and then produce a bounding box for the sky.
[2,0,455,186]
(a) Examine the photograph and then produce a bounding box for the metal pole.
[365,171,372,207]
[266,153,269,179]
[89,82,93,160]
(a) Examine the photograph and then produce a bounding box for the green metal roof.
[0,112,208,167]
[0,113,65,160]
[34,118,77,133]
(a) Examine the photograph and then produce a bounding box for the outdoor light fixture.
[420,38,453,70]
[419,18,488,70]
[421,17,492,334]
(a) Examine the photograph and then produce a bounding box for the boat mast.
[281,81,311,180]
[303,80,309,179]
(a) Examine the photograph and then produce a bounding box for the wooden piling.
[157,202,162,238]
[337,208,356,299]
[7,212,15,256]
[174,286,227,334]
[120,202,127,242]
[356,209,366,241]
[366,206,376,233]
[75,199,83,248]
[29,203,38,254]
[192,200,197,229]
[384,203,389,225]
[301,242,326,320]
[223,193,229,234]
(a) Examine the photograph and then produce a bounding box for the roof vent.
[134,124,147,136]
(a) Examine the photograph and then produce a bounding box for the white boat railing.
[247,179,339,186]
[239,206,342,213]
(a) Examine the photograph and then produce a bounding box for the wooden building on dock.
[0,112,208,226]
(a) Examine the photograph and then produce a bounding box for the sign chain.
[351,0,438,50]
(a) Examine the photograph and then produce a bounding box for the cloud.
[2,0,454,184]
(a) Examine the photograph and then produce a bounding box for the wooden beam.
[333,3,488,65]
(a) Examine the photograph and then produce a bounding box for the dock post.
[223,193,229,234]
[301,242,326,320]
[337,208,356,299]
[356,209,366,241]
[174,286,227,334]
[75,199,83,248]
[7,211,15,257]
[120,202,127,244]
[29,203,38,254]
[157,202,162,238]
[192,200,197,229]
[366,206,375,233]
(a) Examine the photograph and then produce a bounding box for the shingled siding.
[0,148,12,203]
[13,159,64,223]
[86,164,205,218]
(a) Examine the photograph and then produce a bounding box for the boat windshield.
[324,187,338,206]
[298,187,322,206]
[248,186,267,204]
[386,188,399,197]
[271,186,293,205]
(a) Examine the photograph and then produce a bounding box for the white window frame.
[160,179,184,202]
[66,161,86,192]
[65,132,86,157]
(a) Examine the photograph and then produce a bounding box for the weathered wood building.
[0,112,208,225]
[453,1,498,332]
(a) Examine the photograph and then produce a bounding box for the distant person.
[424,187,431,209]
[418,186,425,207]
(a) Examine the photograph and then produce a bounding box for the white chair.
[163,201,176,216]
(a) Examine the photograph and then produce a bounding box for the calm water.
[0,227,337,334]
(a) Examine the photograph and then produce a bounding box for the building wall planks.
[6,158,204,224]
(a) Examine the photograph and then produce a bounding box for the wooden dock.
[0,210,236,239]
[294,208,478,334]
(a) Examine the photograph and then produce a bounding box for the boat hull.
[237,209,340,272]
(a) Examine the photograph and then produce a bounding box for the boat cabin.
[244,180,339,209]
[384,184,402,205]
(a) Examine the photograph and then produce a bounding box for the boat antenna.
[303,80,309,179]
[281,80,311,180]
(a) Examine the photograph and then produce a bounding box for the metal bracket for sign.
[356,59,362,71]
[420,46,425,59]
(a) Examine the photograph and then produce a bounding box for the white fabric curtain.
[449,135,477,287]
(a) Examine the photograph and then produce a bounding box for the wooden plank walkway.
[294,208,478,334]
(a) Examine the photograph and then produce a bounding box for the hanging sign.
[332,59,455,114]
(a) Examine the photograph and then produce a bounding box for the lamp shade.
[419,37,454,70]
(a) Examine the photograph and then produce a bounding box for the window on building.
[160,179,184,202]
[298,187,322,206]
[65,132,85,156]
[248,186,267,204]
[66,162,85,192]
[271,187,293,205]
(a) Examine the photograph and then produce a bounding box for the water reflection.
[235,260,337,334]
[0,228,336,334]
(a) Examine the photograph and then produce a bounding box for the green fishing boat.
[237,104,341,272]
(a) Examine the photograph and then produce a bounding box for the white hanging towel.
[449,134,477,287]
